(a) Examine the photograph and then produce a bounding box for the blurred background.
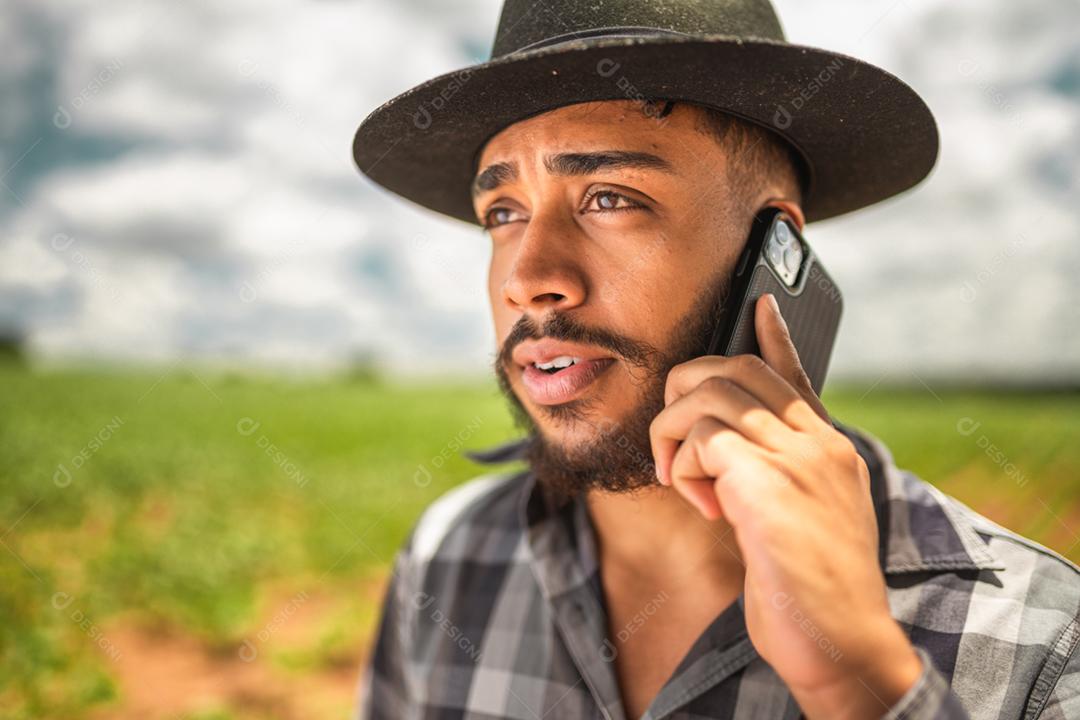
[1,0,1077,718]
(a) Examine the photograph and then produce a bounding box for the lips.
[521,357,615,405]
[511,339,616,405]
[512,339,615,369]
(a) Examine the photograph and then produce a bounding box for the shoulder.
[842,421,1080,717]
[361,470,531,714]
[945,490,1080,615]
[843,419,1080,601]
[402,468,530,568]
[939,491,1080,718]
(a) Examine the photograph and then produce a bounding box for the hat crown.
[491,0,786,58]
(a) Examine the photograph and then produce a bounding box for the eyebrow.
[471,150,676,199]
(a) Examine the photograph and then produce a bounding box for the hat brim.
[352,34,938,225]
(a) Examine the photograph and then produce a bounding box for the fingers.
[651,374,798,486]
[663,292,831,431]
[665,352,824,434]
[754,294,830,422]
[667,416,772,522]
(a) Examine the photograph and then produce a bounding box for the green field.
[1,362,1077,719]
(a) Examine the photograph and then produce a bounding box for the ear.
[762,198,805,232]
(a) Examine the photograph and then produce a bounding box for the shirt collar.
[842,422,1006,575]
[463,420,1006,577]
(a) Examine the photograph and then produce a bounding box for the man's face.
[472,100,765,503]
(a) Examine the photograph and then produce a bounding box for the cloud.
[0,0,1075,382]
[791,0,1080,382]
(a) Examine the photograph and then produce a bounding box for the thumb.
[755,293,829,421]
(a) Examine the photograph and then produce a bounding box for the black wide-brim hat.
[352,0,938,226]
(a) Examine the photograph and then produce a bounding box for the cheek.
[596,243,683,310]
[487,258,514,337]
[487,254,506,309]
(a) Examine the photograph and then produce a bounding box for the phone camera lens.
[767,240,783,268]
[774,221,791,246]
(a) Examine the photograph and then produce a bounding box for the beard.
[493,268,731,508]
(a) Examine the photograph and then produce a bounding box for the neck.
[584,483,746,592]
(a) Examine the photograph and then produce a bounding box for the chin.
[518,375,628,435]
[498,367,663,504]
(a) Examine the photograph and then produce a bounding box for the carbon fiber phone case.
[707,209,843,396]
[725,256,842,395]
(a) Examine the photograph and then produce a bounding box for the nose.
[500,214,587,314]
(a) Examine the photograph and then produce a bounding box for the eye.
[481,205,524,230]
[582,188,645,215]
[480,187,647,229]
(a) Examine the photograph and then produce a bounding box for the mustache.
[496,311,663,372]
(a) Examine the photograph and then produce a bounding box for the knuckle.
[852,451,870,482]
[703,427,733,456]
[665,360,694,397]
[648,412,664,438]
[686,418,714,444]
[795,370,816,395]
[700,375,736,399]
[825,432,856,459]
[742,406,773,436]
[667,361,688,383]
[663,370,678,398]
[671,355,708,377]
[801,383,822,408]
[733,353,768,376]
[687,420,723,456]
[704,431,730,459]
[819,432,865,477]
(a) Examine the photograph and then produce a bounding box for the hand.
[649,293,922,719]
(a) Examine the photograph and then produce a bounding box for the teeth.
[534,355,580,370]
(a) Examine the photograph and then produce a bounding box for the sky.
[0,0,1077,383]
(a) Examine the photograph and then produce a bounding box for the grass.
[0,361,1077,719]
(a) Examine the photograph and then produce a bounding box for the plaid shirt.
[357,420,1080,719]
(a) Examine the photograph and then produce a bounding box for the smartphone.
[705,207,843,395]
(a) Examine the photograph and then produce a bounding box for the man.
[350,1,1080,718]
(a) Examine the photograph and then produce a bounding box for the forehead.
[475,99,707,168]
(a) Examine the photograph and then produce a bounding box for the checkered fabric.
[356,420,1080,719]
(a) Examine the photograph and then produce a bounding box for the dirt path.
[86,577,389,720]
